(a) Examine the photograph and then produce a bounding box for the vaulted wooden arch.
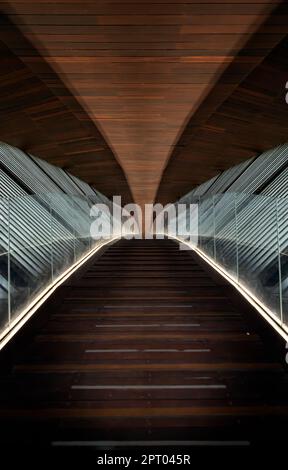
[0,12,133,203]
[0,1,288,206]
[157,24,288,203]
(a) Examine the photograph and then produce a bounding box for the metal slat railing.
[171,143,288,339]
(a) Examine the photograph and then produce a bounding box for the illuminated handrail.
[0,192,116,348]
[169,192,288,340]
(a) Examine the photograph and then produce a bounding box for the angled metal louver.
[203,158,254,195]
[179,174,219,203]
[177,143,288,333]
[227,144,288,194]
[0,141,112,333]
[70,174,97,198]
[30,155,85,196]
[262,168,288,197]
[0,142,62,196]
[181,143,288,199]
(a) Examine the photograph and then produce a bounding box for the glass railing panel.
[214,193,238,281]
[0,188,115,345]
[0,197,9,255]
[9,195,53,320]
[52,237,75,280]
[198,196,215,260]
[51,193,76,279]
[236,193,281,320]
[0,253,9,330]
[197,196,203,250]
[280,249,288,325]
[73,195,91,260]
[9,242,53,320]
[9,194,52,252]
[0,197,9,329]
[168,190,287,336]
[277,197,288,325]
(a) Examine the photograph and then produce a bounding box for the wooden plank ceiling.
[157,19,288,204]
[0,1,287,206]
[0,15,133,203]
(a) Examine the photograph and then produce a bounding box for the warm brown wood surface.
[1,1,287,207]
[0,239,288,451]
[157,17,288,203]
[0,14,132,203]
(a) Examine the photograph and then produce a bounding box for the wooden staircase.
[0,239,288,454]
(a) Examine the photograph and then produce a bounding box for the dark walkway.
[0,239,288,452]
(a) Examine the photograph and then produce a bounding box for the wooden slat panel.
[0,18,132,202]
[0,1,285,207]
[157,25,288,204]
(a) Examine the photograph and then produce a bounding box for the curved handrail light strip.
[165,234,288,344]
[0,237,120,351]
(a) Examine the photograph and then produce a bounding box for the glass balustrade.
[0,192,116,342]
[170,192,288,335]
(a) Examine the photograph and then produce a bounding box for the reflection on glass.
[237,194,280,320]
[214,193,238,281]
[0,191,109,339]
[174,191,286,332]
[0,198,9,255]
[0,253,9,329]
[10,245,53,320]
[199,196,215,260]
[278,197,288,325]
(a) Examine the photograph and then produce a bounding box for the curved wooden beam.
[156,2,288,204]
[0,12,133,203]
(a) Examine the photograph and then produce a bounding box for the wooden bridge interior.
[0,0,288,457]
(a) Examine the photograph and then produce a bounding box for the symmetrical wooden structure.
[0,1,288,205]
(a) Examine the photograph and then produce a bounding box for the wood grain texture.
[0,1,286,207]
[0,15,132,203]
[157,17,288,203]
[0,239,288,449]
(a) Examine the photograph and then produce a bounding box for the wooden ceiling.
[0,10,133,203]
[0,1,287,206]
[157,9,288,203]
